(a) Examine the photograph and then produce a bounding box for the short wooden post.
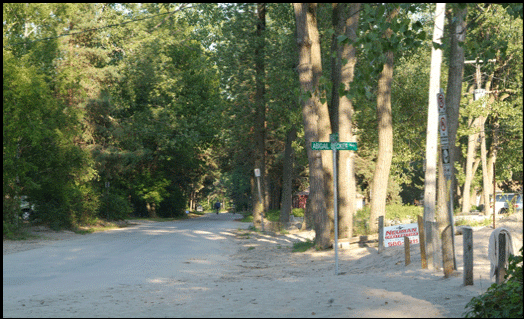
[496,232,507,284]
[441,225,454,277]
[404,236,411,266]
[378,216,384,254]
[463,226,474,286]
[418,215,427,269]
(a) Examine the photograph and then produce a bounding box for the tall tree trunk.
[330,3,360,239]
[445,5,467,210]
[369,5,398,234]
[280,126,297,224]
[307,3,334,239]
[462,117,480,213]
[252,3,266,228]
[479,118,490,215]
[293,3,330,249]
[423,3,446,226]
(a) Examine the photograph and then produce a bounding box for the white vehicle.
[490,193,523,214]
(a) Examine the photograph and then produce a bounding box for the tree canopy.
[3,3,522,236]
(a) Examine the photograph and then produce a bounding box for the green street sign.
[311,142,357,151]
[311,142,331,150]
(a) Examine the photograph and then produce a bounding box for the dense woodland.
[3,4,522,246]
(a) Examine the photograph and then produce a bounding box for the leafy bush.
[353,204,423,236]
[265,209,280,222]
[157,185,187,218]
[463,246,523,318]
[292,208,305,217]
[98,192,133,220]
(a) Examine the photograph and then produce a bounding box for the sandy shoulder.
[226,212,523,318]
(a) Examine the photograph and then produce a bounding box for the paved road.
[3,213,250,317]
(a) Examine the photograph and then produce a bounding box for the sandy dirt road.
[3,212,522,318]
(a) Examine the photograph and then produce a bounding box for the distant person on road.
[214,201,221,214]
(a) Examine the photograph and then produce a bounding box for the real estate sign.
[383,223,420,247]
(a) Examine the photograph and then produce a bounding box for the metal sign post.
[254,168,264,231]
[312,134,357,275]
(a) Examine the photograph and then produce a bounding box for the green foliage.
[157,185,187,218]
[292,208,305,217]
[353,204,423,235]
[98,192,133,221]
[265,209,281,222]
[464,246,523,318]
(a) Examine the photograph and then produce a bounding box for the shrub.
[98,192,133,220]
[292,208,305,217]
[352,204,423,236]
[157,185,187,218]
[463,246,523,318]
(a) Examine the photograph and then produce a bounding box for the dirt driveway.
[3,212,522,317]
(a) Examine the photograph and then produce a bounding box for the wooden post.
[418,215,428,269]
[441,225,454,277]
[378,216,384,254]
[404,236,411,266]
[463,226,474,285]
[496,232,507,284]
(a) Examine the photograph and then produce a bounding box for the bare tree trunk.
[437,144,454,276]
[479,119,490,215]
[462,118,480,213]
[369,5,398,234]
[445,6,467,210]
[253,3,267,228]
[330,3,360,239]
[423,3,446,226]
[307,3,334,239]
[280,126,297,224]
[294,3,330,249]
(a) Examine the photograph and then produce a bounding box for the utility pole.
[423,2,446,271]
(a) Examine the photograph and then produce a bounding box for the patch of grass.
[292,208,305,217]
[247,247,255,251]
[266,209,280,222]
[241,215,254,222]
[74,229,95,235]
[292,239,315,253]
[2,227,40,240]
[455,217,492,227]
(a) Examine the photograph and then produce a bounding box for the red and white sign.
[439,114,448,138]
[437,92,446,114]
[383,223,420,247]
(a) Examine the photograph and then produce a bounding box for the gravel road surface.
[3,213,250,317]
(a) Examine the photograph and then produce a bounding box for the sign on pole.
[312,134,357,275]
[312,142,357,151]
[254,168,264,231]
[383,223,420,248]
[437,90,457,271]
